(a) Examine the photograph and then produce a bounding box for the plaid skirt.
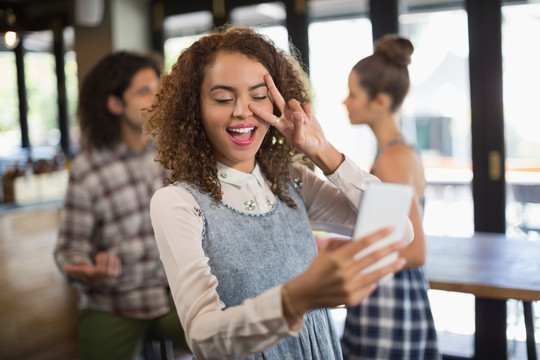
[341,267,441,360]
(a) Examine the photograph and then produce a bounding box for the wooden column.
[466,1,506,359]
[51,16,70,157]
[212,0,229,28]
[74,0,113,85]
[285,0,309,74]
[369,0,398,43]
[466,0,506,234]
[150,1,165,55]
[14,34,29,150]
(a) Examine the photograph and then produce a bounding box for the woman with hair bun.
[340,35,440,359]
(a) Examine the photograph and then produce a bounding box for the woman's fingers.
[292,229,407,311]
[319,228,407,304]
[248,102,280,127]
[264,74,286,112]
[346,237,407,277]
[323,227,392,259]
[356,255,406,286]
[288,99,311,126]
[346,257,406,305]
[321,237,351,251]
[287,100,308,140]
[247,75,288,128]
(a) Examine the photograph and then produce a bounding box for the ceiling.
[0,0,463,33]
[0,0,71,33]
[0,0,463,51]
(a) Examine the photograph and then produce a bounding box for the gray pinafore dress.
[341,139,440,359]
[181,182,343,360]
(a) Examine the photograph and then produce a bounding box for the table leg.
[523,301,537,360]
[475,297,507,360]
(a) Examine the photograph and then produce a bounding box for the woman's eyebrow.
[249,82,267,91]
[209,82,267,93]
[210,85,234,92]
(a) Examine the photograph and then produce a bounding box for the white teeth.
[229,127,254,133]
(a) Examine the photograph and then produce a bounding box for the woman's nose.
[233,98,253,118]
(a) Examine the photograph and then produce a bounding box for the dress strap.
[371,138,408,174]
[371,138,425,211]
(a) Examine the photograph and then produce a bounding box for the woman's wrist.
[282,283,302,323]
[281,282,307,328]
[310,145,345,175]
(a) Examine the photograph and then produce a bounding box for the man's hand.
[63,252,122,286]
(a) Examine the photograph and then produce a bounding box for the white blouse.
[150,156,405,359]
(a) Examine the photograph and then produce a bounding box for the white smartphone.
[352,182,414,277]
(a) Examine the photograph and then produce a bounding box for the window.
[502,3,540,241]
[309,18,374,167]
[65,50,80,155]
[502,2,540,352]
[25,50,59,151]
[399,7,475,357]
[0,51,20,156]
[1,27,78,203]
[163,11,213,71]
[400,8,473,238]
[231,2,288,52]
[163,3,289,73]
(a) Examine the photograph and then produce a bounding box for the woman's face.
[200,52,273,173]
[343,70,376,125]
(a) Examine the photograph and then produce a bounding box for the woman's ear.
[374,92,392,111]
[107,94,124,115]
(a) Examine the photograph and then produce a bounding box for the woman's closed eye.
[213,95,267,104]
[215,98,233,104]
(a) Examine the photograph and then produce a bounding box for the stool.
[142,336,175,360]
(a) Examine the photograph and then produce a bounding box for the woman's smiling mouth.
[227,124,257,146]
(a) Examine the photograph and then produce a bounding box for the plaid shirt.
[55,143,170,319]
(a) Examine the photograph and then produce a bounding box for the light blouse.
[150,156,408,359]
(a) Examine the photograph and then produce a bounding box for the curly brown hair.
[144,26,311,207]
[79,51,161,150]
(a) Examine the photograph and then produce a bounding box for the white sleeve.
[150,186,300,360]
[296,155,380,236]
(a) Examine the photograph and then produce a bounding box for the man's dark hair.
[78,51,161,150]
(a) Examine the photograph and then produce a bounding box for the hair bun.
[375,34,414,67]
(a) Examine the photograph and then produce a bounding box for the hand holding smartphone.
[353,182,414,278]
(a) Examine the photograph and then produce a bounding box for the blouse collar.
[216,162,266,189]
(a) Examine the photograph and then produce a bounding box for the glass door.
[502,3,540,242]
[501,2,540,353]
[400,8,473,238]
[399,7,475,358]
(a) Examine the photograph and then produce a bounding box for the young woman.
[341,35,440,359]
[144,27,410,360]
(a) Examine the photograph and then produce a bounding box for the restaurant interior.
[1,0,539,359]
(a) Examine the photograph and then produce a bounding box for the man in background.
[54,51,189,360]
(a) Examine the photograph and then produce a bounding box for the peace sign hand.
[249,74,344,175]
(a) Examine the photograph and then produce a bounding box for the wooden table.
[426,232,540,360]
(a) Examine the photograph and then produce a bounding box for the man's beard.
[122,116,143,133]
